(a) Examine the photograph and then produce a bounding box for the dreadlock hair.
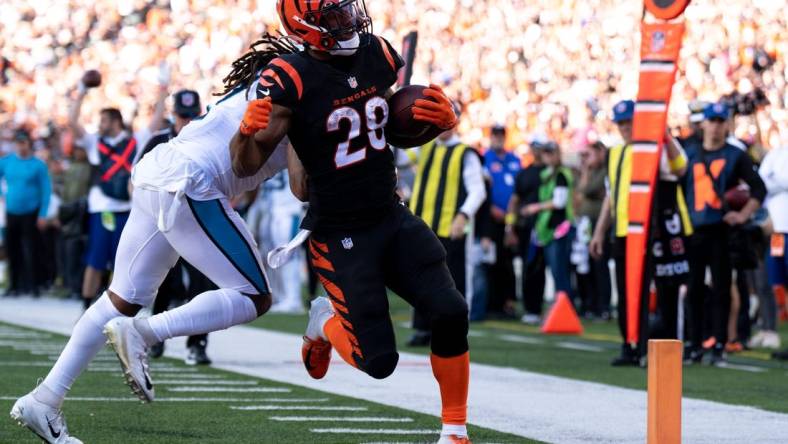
[215,33,301,97]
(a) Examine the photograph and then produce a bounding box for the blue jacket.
[682,143,765,227]
[484,150,521,211]
[0,153,51,218]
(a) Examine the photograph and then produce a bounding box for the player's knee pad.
[430,288,470,358]
[363,351,399,380]
[213,289,259,325]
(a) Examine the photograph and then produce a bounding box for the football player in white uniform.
[247,169,306,313]
[10,36,297,443]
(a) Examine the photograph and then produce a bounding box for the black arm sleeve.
[555,172,569,187]
[474,181,494,239]
[734,152,767,203]
[140,132,170,160]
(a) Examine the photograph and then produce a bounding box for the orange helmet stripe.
[279,0,296,35]
[375,35,397,71]
[270,58,304,100]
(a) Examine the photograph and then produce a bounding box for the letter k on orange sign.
[693,159,725,211]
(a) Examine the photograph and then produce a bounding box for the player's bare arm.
[67,83,88,138]
[287,143,308,202]
[230,100,291,177]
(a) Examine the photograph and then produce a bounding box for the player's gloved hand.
[240,97,272,136]
[413,84,458,130]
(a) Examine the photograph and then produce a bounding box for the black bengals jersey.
[258,33,405,230]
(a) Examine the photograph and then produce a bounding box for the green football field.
[0,323,537,443]
[0,322,530,444]
[1,292,786,443]
[250,295,788,414]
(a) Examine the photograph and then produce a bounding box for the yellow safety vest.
[608,144,692,237]
[410,141,470,238]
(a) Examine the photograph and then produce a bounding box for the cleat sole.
[103,325,153,403]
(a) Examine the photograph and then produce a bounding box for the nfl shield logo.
[342,237,354,250]
[348,77,358,89]
[651,31,666,52]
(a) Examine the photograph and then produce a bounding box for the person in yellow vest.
[407,119,487,346]
[590,99,690,366]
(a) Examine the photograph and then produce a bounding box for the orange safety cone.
[541,291,583,335]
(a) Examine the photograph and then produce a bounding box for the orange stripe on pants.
[323,315,362,368]
[430,352,469,425]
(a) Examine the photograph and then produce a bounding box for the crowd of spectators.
[1,1,786,154]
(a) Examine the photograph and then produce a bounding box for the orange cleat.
[437,435,472,444]
[302,336,332,379]
[725,341,744,353]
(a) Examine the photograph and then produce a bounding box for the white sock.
[142,289,257,344]
[36,293,123,408]
[441,424,468,437]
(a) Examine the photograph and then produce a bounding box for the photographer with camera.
[719,88,772,352]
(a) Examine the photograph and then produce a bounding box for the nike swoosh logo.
[144,373,153,391]
[257,84,270,97]
[304,348,315,371]
[46,416,61,438]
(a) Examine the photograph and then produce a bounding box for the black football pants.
[308,204,469,379]
[412,235,466,332]
[688,223,732,348]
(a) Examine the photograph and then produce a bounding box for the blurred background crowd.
[2,1,787,151]
[1,0,787,364]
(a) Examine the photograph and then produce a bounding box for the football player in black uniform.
[226,1,470,442]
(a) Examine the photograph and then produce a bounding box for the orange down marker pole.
[625,1,690,346]
[647,339,682,444]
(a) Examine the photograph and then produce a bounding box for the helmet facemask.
[304,0,372,55]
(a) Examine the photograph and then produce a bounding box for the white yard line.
[0,332,52,339]
[150,373,226,379]
[269,416,413,422]
[498,334,544,345]
[717,363,766,373]
[231,405,367,411]
[49,355,117,361]
[358,442,422,444]
[0,396,327,403]
[2,296,787,444]
[155,380,258,385]
[311,428,439,435]
[555,341,605,352]
[0,361,61,366]
[166,387,290,393]
[87,366,198,373]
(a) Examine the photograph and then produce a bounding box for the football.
[724,185,750,211]
[82,69,102,88]
[385,85,444,148]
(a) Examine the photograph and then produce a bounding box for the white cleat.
[10,393,83,444]
[762,331,782,350]
[305,296,334,341]
[103,317,155,402]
